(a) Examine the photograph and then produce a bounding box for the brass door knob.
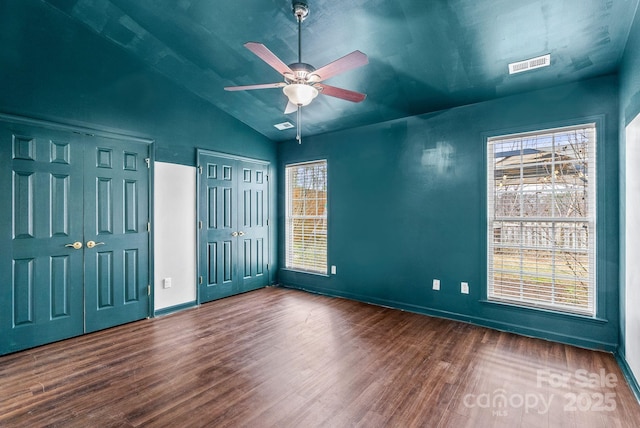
[65,241,83,250]
[86,241,105,249]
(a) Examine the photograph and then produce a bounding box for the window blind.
[487,124,596,316]
[285,160,328,274]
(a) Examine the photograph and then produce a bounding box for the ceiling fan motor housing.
[285,62,317,84]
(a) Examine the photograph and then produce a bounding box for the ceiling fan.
[224,1,368,143]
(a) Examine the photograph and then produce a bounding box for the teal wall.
[0,1,275,166]
[0,1,279,283]
[619,8,640,364]
[279,75,620,351]
[621,9,640,129]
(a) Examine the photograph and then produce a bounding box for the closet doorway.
[0,116,151,355]
[197,150,270,303]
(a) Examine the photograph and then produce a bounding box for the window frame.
[486,123,597,317]
[284,159,328,275]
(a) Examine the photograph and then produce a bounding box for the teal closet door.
[236,159,269,293]
[0,120,151,355]
[197,150,269,303]
[198,153,239,302]
[0,125,85,353]
[83,137,150,333]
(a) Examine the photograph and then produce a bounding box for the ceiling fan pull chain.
[297,106,302,144]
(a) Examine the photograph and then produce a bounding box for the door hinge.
[266,264,269,271]
[147,222,151,232]
[198,165,203,174]
[199,220,203,229]
[147,285,151,295]
[266,219,269,226]
[199,276,203,284]
[266,174,269,181]
[145,158,150,168]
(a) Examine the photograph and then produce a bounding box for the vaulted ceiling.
[42,0,639,141]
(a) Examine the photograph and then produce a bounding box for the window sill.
[280,268,330,278]
[479,299,608,324]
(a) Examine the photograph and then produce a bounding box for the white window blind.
[285,160,328,274]
[487,124,596,316]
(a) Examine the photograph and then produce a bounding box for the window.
[487,124,596,316]
[285,160,328,274]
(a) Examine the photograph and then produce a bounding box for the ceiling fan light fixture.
[283,83,318,106]
[224,0,367,144]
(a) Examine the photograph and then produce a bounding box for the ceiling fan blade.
[310,50,368,82]
[224,82,286,91]
[317,84,366,102]
[284,101,298,114]
[244,42,293,76]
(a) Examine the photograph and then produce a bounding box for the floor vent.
[508,54,551,74]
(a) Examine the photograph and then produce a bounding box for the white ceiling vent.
[508,54,551,74]
[274,121,295,130]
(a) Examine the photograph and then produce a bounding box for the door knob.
[231,231,239,237]
[65,241,83,250]
[86,241,105,249]
[238,231,245,237]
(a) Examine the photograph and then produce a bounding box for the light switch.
[163,277,172,289]
[432,279,440,290]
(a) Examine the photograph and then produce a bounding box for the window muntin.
[285,160,328,274]
[487,124,596,316]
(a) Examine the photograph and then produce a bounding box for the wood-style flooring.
[1,287,639,427]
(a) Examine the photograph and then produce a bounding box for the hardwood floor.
[1,287,639,427]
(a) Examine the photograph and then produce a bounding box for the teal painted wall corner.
[619,2,640,399]
[278,74,620,351]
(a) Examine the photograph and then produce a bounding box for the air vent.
[508,54,551,74]
[274,121,295,130]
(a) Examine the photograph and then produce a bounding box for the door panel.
[84,137,150,332]
[198,151,269,303]
[199,156,237,302]
[0,125,84,353]
[236,160,269,293]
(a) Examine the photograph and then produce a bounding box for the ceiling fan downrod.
[292,2,308,143]
[292,1,309,64]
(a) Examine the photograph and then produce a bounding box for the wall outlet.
[163,277,172,289]
[331,265,337,275]
[432,279,440,291]
[461,282,469,294]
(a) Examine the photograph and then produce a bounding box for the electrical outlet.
[163,277,172,289]
[432,279,440,291]
[331,265,337,275]
[461,282,469,294]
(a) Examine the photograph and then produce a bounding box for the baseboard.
[615,351,640,404]
[278,283,618,352]
[154,301,198,317]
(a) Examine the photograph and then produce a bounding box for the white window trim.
[285,160,328,275]
[487,123,597,316]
